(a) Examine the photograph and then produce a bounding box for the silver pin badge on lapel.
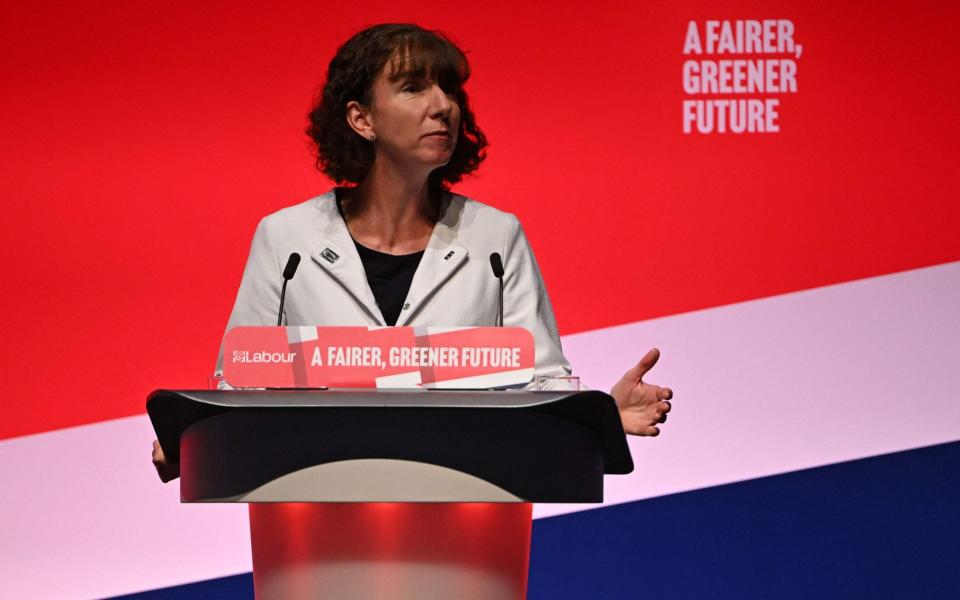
[321,248,340,264]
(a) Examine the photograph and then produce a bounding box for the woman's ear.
[346,101,376,141]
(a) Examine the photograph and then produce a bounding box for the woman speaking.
[153,23,672,481]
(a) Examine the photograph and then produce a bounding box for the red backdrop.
[2,1,958,439]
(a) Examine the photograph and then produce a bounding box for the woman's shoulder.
[446,192,520,230]
[258,190,338,229]
[247,191,345,249]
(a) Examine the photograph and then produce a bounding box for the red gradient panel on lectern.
[248,503,532,597]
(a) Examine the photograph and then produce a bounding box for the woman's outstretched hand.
[610,348,673,436]
[152,439,180,483]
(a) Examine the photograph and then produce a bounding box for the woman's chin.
[420,152,454,170]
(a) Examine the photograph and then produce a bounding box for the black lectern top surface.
[162,388,577,408]
[147,389,634,484]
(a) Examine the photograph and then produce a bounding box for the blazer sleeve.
[501,214,575,386]
[214,217,284,378]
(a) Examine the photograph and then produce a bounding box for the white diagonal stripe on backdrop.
[2,262,958,598]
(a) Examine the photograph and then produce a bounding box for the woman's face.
[363,64,461,174]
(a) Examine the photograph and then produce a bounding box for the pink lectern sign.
[223,326,535,389]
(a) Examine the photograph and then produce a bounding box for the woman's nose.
[428,84,454,117]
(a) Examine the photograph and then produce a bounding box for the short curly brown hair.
[307,24,487,189]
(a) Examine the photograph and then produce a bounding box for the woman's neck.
[341,163,440,255]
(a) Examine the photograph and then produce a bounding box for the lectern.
[148,389,633,599]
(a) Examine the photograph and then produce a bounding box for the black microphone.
[489,253,504,327]
[277,253,301,326]
[283,253,301,280]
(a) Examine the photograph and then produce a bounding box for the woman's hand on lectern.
[610,348,673,436]
[152,439,181,483]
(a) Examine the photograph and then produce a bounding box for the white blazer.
[217,190,572,382]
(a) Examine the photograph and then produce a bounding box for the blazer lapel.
[396,195,469,326]
[309,196,385,325]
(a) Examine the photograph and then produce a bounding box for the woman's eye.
[402,84,421,93]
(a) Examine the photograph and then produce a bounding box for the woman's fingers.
[623,348,661,383]
[619,380,674,436]
[152,440,180,483]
